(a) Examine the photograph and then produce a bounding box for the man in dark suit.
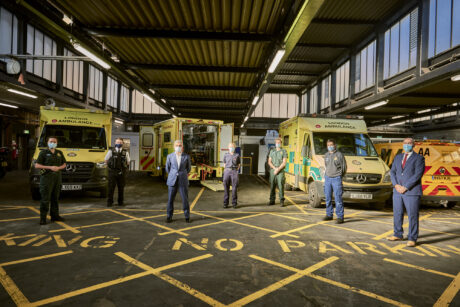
[387,138,425,247]
[165,140,191,223]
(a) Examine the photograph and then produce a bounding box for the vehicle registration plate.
[350,193,373,199]
[61,185,82,191]
[432,176,451,181]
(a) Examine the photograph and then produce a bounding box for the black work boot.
[51,216,65,222]
[39,218,47,225]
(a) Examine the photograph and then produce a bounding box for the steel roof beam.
[312,18,376,26]
[296,43,350,48]
[84,27,273,42]
[284,59,330,65]
[151,84,252,91]
[277,71,319,76]
[126,63,262,73]
[170,97,248,102]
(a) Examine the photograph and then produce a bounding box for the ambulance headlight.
[319,166,325,179]
[383,170,391,183]
[96,161,107,169]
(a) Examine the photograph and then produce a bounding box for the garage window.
[383,8,418,79]
[428,0,460,57]
[0,7,18,63]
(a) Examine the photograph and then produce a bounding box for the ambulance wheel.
[284,183,292,191]
[447,201,457,209]
[31,188,41,201]
[99,187,108,198]
[308,183,322,208]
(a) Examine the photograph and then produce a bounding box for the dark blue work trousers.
[324,175,344,219]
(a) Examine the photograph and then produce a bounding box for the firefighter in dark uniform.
[105,137,130,207]
[34,136,67,225]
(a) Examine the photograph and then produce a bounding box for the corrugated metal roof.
[57,0,287,33]
[105,38,268,67]
[289,46,344,62]
[273,75,315,83]
[170,101,246,109]
[137,70,257,87]
[162,89,249,99]
[315,0,400,21]
[299,23,372,45]
[281,63,328,73]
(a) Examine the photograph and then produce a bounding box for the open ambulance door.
[139,126,155,172]
[219,123,234,167]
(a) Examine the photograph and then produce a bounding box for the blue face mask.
[175,146,182,153]
[48,142,57,149]
[115,144,122,149]
[229,147,235,153]
[327,146,335,152]
[403,144,413,153]
[275,143,281,148]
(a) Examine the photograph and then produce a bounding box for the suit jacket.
[165,152,191,187]
[390,152,425,196]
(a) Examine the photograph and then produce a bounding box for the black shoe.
[107,203,113,207]
[166,217,173,223]
[232,204,237,209]
[118,203,124,206]
[223,204,229,208]
[268,202,275,206]
[185,218,191,223]
[39,219,46,225]
[51,216,65,222]
[323,216,333,221]
[280,201,285,207]
[336,218,344,224]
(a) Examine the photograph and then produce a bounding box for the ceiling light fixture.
[268,49,286,73]
[389,121,405,126]
[7,89,37,99]
[114,119,124,125]
[0,102,18,109]
[364,100,388,110]
[252,96,260,105]
[73,43,110,69]
[451,74,460,81]
[391,115,404,119]
[62,15,73,25]
[417,109,431,114]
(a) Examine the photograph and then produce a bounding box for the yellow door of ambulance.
[219,123,234,167]
[299,130,312,191]
[139,126,155,172]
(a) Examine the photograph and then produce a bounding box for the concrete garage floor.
[0,171,459,307]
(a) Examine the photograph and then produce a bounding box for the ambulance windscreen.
[313,132,378,157]
[38,125,107,149]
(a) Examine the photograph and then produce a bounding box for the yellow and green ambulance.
[139,117,233,182]
[29,106,112,200]
[279,114,392,208]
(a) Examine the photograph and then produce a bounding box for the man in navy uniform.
[34,136,67,225]
[105,138,130,207]
[223,142,240,208]
[387,138,425,247]
[165,140,191,223]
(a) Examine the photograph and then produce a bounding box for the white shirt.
[401,151,413,166]
[104,148,130,163]
[176,153,181,168]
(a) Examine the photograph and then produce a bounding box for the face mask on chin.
[48,143,57,149]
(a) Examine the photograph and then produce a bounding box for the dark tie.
[402,153,408,169]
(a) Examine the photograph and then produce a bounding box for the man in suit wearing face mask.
[165,140,191,223]
[387,138,425,247]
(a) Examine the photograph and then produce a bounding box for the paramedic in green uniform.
[34,136,67,225]
[268,138,288,207]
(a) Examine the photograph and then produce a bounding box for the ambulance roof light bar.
[297,113,363,120]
